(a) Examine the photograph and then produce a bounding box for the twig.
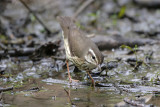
[73,0,94,18]
[123,97,145,107]
[147,62,160,64]
[19,0,51,34]
[133,0,160,9]
[25,87,40,92]
[0,87,13,93]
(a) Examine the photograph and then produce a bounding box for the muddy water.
[1,49,160,106]
[0,43,160,106]
[1,79,123,107]
[1,0,160,106]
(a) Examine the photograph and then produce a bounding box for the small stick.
[19,0,51,34]
[73,0,94,18]
[0,87,13,93]
[124,97,145,107]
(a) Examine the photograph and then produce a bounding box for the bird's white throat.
[62,31,71,59]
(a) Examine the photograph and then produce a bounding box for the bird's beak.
[97,64,101,71]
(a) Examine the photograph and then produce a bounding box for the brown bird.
[57,16,103,87]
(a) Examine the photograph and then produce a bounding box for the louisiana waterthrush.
[57,16,103,87]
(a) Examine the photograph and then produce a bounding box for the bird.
[57,16,104,87]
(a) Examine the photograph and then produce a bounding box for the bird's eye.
[92,56,95,60]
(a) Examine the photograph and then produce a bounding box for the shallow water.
[1,78,123,107]
[0,43,160,106]
[1,0,160,106]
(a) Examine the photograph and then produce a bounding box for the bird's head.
[84,48,103,70]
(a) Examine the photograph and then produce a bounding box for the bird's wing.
[68,28,90,59]
[69,28,104,63]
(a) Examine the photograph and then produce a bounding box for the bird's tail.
[57,16,77,37]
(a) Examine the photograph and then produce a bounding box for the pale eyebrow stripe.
[89,48,98,63]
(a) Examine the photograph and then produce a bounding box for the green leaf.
[118,6,126,18]
[0,34,7,40]
[120,45,133,51]
[134,45,138,50]
[88,13,97,17]
[30,14,36,22]
[88,11,100,18]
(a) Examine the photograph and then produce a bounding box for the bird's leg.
[66,60,72,83]
[87,71,95,88]
[66,60,79,83]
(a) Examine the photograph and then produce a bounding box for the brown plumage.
[57,16,104,87]
[57,16,103,65]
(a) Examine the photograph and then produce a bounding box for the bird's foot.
[69,78,79,83]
